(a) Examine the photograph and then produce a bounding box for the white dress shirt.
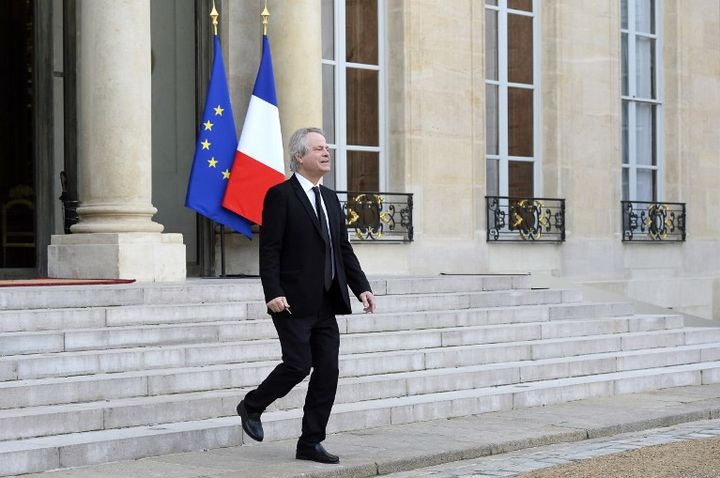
[295,173,335,278]
[295,173,335,280]
[295,173,331,233]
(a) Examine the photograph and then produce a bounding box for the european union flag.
[185,35,253,238]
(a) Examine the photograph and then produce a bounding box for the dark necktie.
[313,186,333,290]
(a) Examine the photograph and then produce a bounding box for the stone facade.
[48,1,720,317]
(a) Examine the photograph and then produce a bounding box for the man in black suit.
[237,127,376,464]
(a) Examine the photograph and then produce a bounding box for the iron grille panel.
[337,191,413,243]
[486,196,566,243]
[621,201,686,242]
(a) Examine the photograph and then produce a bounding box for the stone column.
[268,0,323,149]
[48,0,185,281]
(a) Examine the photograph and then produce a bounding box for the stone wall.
[220,1,720,318]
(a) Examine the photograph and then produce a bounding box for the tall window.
[485,0,540,198]
[322,0,386,192]
[621,0,663,201]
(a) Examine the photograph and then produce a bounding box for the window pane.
[635,103,656,165]
[508,87,533,157]
[486,158,499,197]
[347,150,379,191]
[621,33,628,96]
[634,0,654,34]
[485,0,498,6]
[346,0,378,64]
[486,84,498,155]
[322,64,335,142]
[508,0,532,12]
[485,9,498,81]
[621,0,628,29]
[322,0,334,60]
[622,101,629,164]
[324,148,336,190]
[508,13,533,84]
[622,167,629,201]
[509,161,534,197]
[637,168,656,201]
[346,68,379,146]
[635,36,655,99]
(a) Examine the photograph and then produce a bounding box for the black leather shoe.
[296,442,339,464]
[237,400,263,442]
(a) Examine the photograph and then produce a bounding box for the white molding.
[378,0,388,191]
[532,0,542,196]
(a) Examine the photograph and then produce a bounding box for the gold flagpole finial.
[261,1,270,36]
[210,0,219,36]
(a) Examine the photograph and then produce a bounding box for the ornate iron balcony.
[621,201,686,242]
[337,191,413,242]
[486,196,566,242]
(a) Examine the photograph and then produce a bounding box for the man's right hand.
[267,296,291,315]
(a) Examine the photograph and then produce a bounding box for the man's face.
[298,132,331,180]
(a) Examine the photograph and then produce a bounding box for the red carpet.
[0,278,136,287]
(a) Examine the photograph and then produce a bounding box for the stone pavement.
[381,416,720,477]
[23,384,720,478]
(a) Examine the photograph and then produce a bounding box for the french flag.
[222,35,284,225]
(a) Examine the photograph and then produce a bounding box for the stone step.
[0,281,262,311]
[0,314,682,381]
[348,288,583,315]
[0,302,250,334]
[2,361,720,476]
[0,297,611,357]
[0,288,583,343]
[2,343,719,442]
[423,326,720,368]
[0,325,706,408]
[378,274,532,294]
[0,304,664,380]
[0,275,533,312]
[346,301,640,334]
[0,298,633,343]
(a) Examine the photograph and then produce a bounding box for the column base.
[48,233,186,282]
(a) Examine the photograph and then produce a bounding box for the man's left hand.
[359,291,376,314]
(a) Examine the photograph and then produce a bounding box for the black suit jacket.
[259,174,371,317]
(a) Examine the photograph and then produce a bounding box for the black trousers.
[243,283,341,444]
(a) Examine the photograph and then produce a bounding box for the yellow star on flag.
[203,120,213,131]
[201,139,211,150]
[207,157,218,168]
[214,105,224,116]
[222,169,231,180]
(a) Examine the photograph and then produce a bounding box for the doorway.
[151,0,198,270]
[0,0,36,272]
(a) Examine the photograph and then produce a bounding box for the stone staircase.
[2,275,720,476]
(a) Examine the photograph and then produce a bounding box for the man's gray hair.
[288,127,325,173]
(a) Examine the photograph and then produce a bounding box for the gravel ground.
[516,436,720,478]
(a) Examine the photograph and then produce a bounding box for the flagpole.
[210,0,219,36]
[211,0,226,276]
[221,0,284,226]
[262,1,270,35]
[220,225,226,277]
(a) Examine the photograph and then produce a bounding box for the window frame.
[621,0,664,201]
[322,0,387,192]
[485,0,542,198]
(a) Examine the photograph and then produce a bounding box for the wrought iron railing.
[486,196,566,242]
[621,201,686,242]
[337,191,413,242]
